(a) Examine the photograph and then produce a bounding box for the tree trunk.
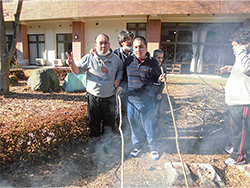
[0,0,23,95]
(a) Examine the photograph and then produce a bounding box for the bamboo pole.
[117,94,124,188]
[160,67,189,188]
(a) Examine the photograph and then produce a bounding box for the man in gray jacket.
[220,29,250,166]
[66,33,123,138]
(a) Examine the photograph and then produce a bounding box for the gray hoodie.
[225,46,250,106]
[76,50,123,97]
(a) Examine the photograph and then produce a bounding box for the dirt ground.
[1,72,250,187]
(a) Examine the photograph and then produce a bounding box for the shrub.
[52,68,72,80]
[10,69,27,80]
[9,75,19,86]
[0,106,89,164]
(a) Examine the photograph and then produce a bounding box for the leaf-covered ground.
[1,72,250,187]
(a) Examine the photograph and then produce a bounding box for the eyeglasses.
[125,37,133,42]
[127,39,133,42]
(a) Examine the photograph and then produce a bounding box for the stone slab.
[237,164,250,178]
[192,163,225,187]
[164,161,195,187]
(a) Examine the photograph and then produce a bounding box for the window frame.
[56,33,72,59]
[160,22,242,73]
[28,34,45,64]
[127,23,146,38]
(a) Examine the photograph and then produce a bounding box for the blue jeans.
[127,101,157,150]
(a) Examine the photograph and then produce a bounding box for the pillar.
[72,21,85,61]
[16,24,29,65]
[146,19,161,55]
[243,18,250,29]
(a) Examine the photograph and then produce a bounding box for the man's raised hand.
[220,65,231,73]
[66,52,75,67]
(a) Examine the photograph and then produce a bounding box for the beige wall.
[84,20,127,54]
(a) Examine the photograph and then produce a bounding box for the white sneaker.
[151,151,159,160]
[130,148,142,157]
[224,157,246,166]
[225,146,234,154]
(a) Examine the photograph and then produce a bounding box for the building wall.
[21,19,139,64]
[3,0,249,68]
[26,21,72,65]
[85,19,129,54]
[15,15,249,66]
[72,22,85,61]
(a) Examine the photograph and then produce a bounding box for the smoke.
[157,75,229,156]
[0,177,12,187]
[90,131,122,175]
[0,127,127,187]
[1,75,229,187]
[32,128,125,187]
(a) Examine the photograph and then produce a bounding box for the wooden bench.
[214,64,223,75]
[202,64,216,74]
[166,63,173,74]
[172,64,181,74]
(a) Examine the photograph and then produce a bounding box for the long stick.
[117,94,124,188]
[160,67,189,188]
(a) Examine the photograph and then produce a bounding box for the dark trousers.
[87,93,116,137]
[228,105,250,161]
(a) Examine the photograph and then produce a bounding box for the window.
[127,23,146,38]
[56,34,72,59]
[178,31,192,42]
[6,35,13,52]
[161,23,194,70]
[160,23,242,74]
[28,34,45,64]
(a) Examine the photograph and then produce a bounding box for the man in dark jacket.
[153,49,167,126]
[123,36,161,160]
[114,30,134,132]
